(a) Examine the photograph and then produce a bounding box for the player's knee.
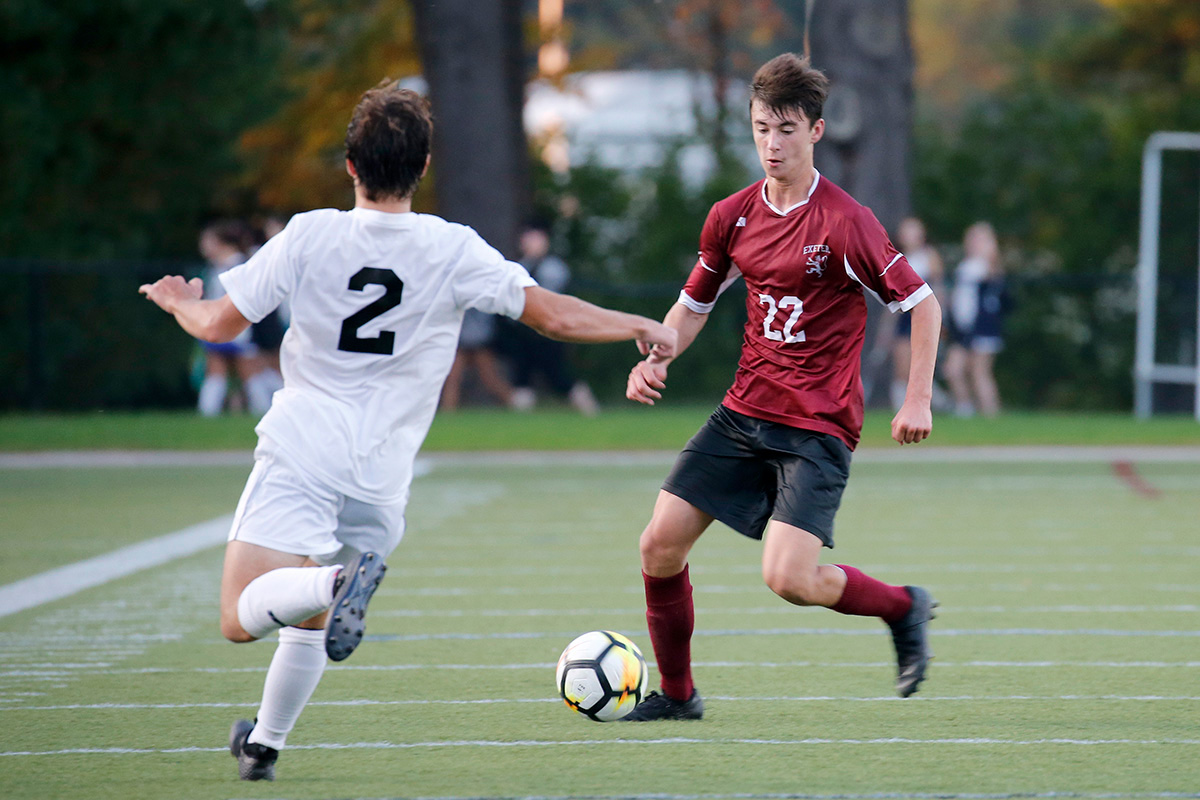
[638,523,687,575]
[763,565,820,606]
[220,614,256,643]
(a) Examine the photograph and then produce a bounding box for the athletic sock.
[246,626,327,750]
[643,566,695,702]
[830,564,912,623]
[237,565,342,640]
[245,371,281,416]
[197,374,227,417]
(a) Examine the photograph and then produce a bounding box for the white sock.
[237,565,341,640]
[197,374,227,417]
[247,626,327,751]
[245,370,282,416]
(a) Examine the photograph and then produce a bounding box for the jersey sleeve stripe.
[678,263,743,314]
[678,290,716,314]
[843,255,891,310]
[897,282,934,313]
[879,253,904,277]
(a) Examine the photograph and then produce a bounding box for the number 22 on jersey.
[758,293,805,343]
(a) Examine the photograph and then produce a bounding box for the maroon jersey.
[680,172,931,448]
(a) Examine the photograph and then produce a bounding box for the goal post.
[1134,131,1200,420]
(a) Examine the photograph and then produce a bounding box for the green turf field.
[2,452,1198,799]
[2,407,1200,451]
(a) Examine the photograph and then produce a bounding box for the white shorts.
[227,440,406,566]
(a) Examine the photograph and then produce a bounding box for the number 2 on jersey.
[338,267,404,355]
[758,293,805,343]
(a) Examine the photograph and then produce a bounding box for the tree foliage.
[0,0,285,258]
[237,0,424,214]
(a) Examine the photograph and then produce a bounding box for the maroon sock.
[643,565,695,701]
[831,564,912,623]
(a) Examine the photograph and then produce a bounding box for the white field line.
[235,796,1200,800]
[5,445,1200,471]
[0,516,232,619]
[375,583,1200,597]
[5,659,1197,679]
[5,735,1200,758]
[379,563,1192,578]
[351,628,1200,643]
[371,604,1200,618]
[10,694,1200,711]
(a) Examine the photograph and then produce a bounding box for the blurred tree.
[810,0,915,234]
[411,0,531,257]
[237,0,426,214]
[0,0,284,258]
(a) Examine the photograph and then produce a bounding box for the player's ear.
[420,153,431,179]
[809,118,825,144]
[345,158,359,180]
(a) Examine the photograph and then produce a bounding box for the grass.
[2,455,1199,798]
[1,405,1199,451]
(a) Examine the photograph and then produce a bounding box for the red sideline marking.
[1112,461,1161,498]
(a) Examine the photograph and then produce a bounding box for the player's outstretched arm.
[519,286,677,359]
[891,293,942,445]
[626,302,709,406]
[138,276,251,343]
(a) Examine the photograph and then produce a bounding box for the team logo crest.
[804,244,830,277]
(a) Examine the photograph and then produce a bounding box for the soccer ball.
[555,630,648,722]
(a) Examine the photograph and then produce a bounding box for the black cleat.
[888,585,938,697]
[325,551,387,662]
[620,689,704,721]
[229,718,277,781]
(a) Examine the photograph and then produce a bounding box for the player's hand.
[139,275,203,313]
[626,359,669,405]
[891,400,932,445]
[637,322,678,362]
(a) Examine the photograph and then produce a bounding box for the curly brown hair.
[749,53,829,126]
[344,81,433,201]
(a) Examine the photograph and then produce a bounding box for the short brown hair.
[344,81,433,201]
[749,54,829,126]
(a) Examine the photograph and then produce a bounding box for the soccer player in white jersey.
[622,54,942,721]
[139,83,677,780]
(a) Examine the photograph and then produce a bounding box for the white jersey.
[220,207,536,504]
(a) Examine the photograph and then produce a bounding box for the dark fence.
[1,259,1178,412]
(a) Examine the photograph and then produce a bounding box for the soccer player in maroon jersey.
[622,53,943,720]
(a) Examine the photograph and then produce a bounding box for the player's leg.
[765,430,937,697]
[969,348,1001,416]
[943,338,974,416]
[240,494,401,769]
[198,349,230,417]
[218,541,333,642]
[440,349,468,410]
[220,444,363,780]
[623,490,711,721]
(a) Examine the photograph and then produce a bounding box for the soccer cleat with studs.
[229,718,278,781]
[620,688,704,721]
[888,585,938,697]
[324,551,387,662]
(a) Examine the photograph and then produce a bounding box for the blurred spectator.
[945,221,1009,417]
[439,309,516,411]
[891,217,947,411]
[196,220,277,416]
[245,216,289,381]
[505,220,599,415]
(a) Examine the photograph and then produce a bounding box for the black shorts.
[662,405,852,547]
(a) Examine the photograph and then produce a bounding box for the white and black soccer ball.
[555,630,648,722]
